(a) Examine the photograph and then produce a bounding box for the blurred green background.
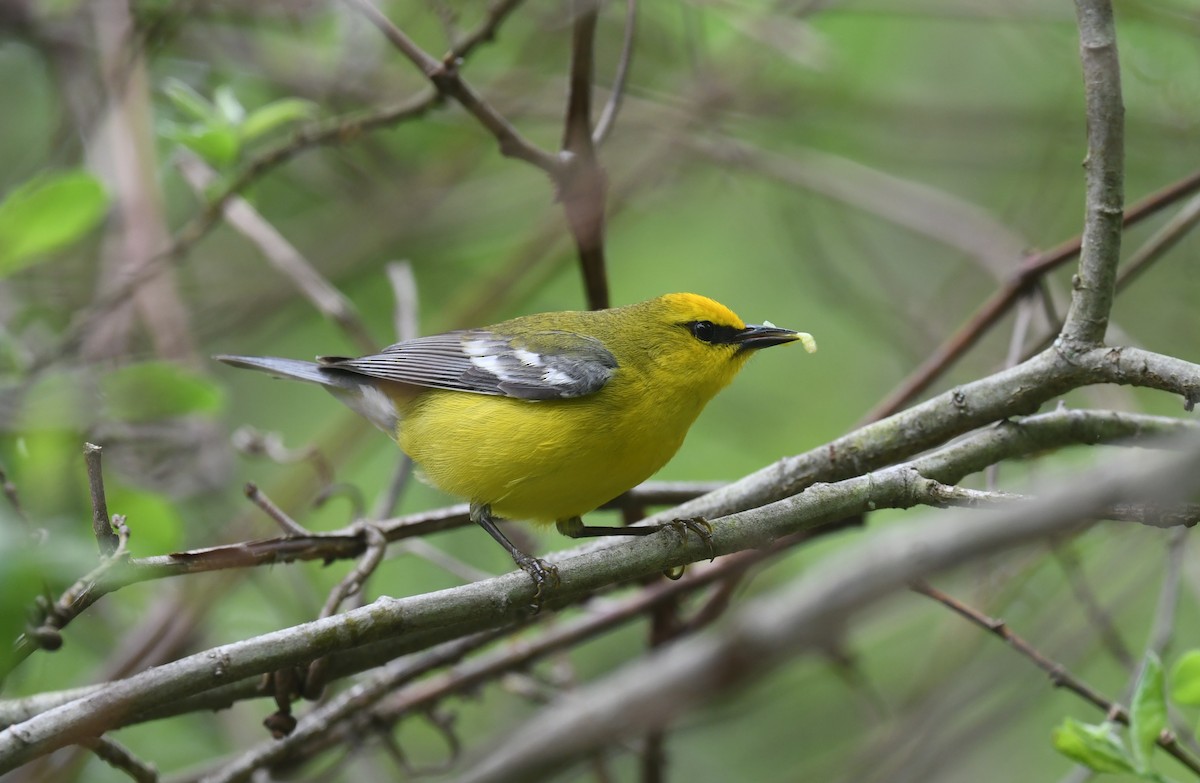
[1,1,1199,781]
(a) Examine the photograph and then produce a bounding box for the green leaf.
[1131,653,1169,773]
[101,361,225,422]
[1169,650,1200,707]
[0,171,109,276]
[1052,718,1136,774]
[165,125,241,168]
[163,78,216,124]
[240,98,317,142]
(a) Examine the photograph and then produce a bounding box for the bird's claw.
[663,516,715,561]
[513,553,561,611]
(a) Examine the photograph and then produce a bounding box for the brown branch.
[175,154,377,354]
[1052,543,1136,668]
[911,580,1200,777]
[178,630,508,783]
[593,0,636,146]
[449,445,1200,783]
[345,0,560,174]
[1115,191,1200,293]
[561,0,610,310]
[44,3,527,373]
[861,169,1200,424]
[84,736,157,783]
[274,546,785,779]
[83,443,118,556]
[244,483,312,537]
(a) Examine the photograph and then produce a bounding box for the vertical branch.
[593,0,636,147]
[1060,0,1124,348]
[84,443,118,556]
[561,0,610,309]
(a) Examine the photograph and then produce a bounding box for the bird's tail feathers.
[214,354,400,436]
[213,355,359,390]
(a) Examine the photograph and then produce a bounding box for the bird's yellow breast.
[395,367,715,523]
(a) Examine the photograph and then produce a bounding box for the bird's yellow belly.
[396,387,696,523]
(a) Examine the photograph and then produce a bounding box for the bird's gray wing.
[319,329,618,400]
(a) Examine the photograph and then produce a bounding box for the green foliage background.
[1,1,1199,780]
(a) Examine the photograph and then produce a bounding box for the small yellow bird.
[217,293,814,596]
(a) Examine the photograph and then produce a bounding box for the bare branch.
[83,443,118,556]
[1,408,1190,688]
[84,735,158,783]
[4,431,1199,773]
[562,0,609,309]
[176,154,376,354]
[862,167,1200,423]
[244,483,312,537]
[452,444,1200,783]
[345,0,561,174]
[645,348,1200,529]
[914,581,1200,777]
[592,0,636,146]
[1060,0,1124,347]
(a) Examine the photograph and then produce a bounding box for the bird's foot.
[662,516,715,561]
[512,552,561,611]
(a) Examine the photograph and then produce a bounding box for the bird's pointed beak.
[733,323,818,353]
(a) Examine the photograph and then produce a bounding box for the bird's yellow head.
[620,293,814,400]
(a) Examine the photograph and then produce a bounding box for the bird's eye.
[689,320,717,343]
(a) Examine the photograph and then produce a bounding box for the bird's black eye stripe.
[685,320,741,345]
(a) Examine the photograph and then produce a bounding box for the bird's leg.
[471,503,560,607]
[556,516,715,560]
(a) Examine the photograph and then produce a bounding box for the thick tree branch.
[643,346,1200,528]
[2,421,1197,771]
[455,443,1200,783]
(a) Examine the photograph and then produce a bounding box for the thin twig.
[49,3,527,373]
[319,524,388,620]
[244,483,312,537]
[1116,191,1200,293]
[85,735,158,783]
[230,428,334,486]
[1148,527,1189,658]
[1051,542,1135,668]
[861,169,1200,423]
[912,581,1200,777]
[0,463,31,531]
[299,522,392,701]
[192,630,509,783]
[84,443,118,556]
[346,0,560,174]
[396,538,495,583]
[176,154,376,353]
[593,0,636,146]
[371,458,414,522]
